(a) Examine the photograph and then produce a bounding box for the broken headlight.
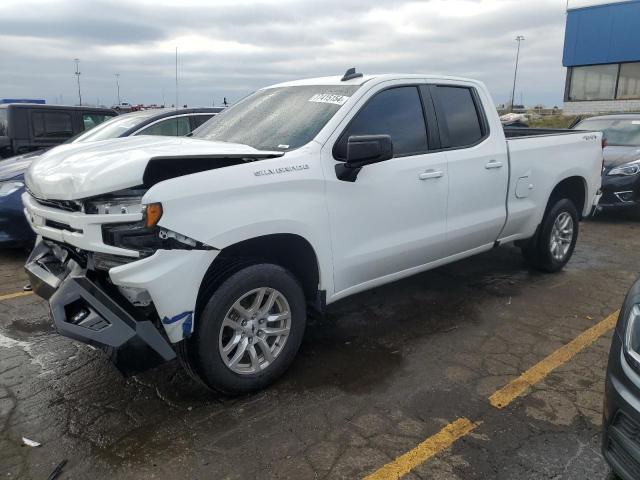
[84,190,146,215]
[102,207,209,256]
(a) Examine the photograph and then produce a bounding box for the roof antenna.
[341,67,363,82]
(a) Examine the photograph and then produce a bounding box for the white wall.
[564,100,640,115]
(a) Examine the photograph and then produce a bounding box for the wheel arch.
[195,233,324,321]
[546,175,588,219]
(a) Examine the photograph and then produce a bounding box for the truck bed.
[503,127,582,139]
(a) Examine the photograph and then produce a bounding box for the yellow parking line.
[363,418,480,480]
[489,310,620,409]
[0,291,34,301]
[363,310,620,479]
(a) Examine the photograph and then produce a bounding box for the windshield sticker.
[633,121,640,125]
[277,144,290,149]
[308,94,350,106]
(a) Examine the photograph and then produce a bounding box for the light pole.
[114,73,121,106]
[74,58,82,106]
[510,35,525,113]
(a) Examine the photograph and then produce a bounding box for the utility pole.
[510,36,525,113]
[74,58,82,106]
[114,73,121,106]
[175,47,178,110]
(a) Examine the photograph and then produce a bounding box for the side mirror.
[336,135,393,182]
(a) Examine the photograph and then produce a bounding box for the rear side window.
[431,86,485,148]
[137,116,191,136]
[0,109,7,136]
[32,111,73,138]
[334,86,428,160]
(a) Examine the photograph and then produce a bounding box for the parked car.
[0,103,117,159]
[0,108,221,246]
[573,115,640,215]
[603,279,640,480]
[23,70,603,393]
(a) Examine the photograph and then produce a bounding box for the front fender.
[141,145,335,296]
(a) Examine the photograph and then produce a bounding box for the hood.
[25,136,283,200]
[0,150,44,181]
[603,146,640,168]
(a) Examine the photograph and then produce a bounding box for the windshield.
[193,85,359,151]
[72,110,157,143]
[575,118,640,146]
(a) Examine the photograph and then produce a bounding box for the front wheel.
[522,198,579,273]
[182,263,307,395]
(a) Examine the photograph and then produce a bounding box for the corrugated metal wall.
[563,1,640,66]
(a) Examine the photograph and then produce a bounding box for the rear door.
[429,84,508,254]
[322,83,449,296]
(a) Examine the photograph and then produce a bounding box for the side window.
[0,109,7,136]
[32,111,73,138]
[334,86,428,160]
[82,113,112,131]
[137,117,191,136]
[192,114,214,129]
[431,86,485,148]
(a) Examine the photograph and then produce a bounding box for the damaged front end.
[25,240,177,374]
[24,187,220,374]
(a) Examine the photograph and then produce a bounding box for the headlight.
[0,180,24,197]
[624,305,640,368]
[608,161,640,176]
[84,196,144,215]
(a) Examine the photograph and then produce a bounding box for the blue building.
[563,1,640,114]
[0,99,45,105]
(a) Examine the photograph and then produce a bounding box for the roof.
[119,107,223,121]
[266,73,480,89]
[0,103,116,113]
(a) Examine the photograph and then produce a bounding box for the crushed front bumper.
[25,240,176,373]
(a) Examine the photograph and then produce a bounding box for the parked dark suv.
[0,104,117,159]
[0,107,222,246]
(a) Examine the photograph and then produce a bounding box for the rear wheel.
[181,263,306,395]
[522,198,579,272]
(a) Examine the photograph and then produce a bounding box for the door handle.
[419,169,443,180]
[485,160,503,169]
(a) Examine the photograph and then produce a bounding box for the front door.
[322,84,449,297]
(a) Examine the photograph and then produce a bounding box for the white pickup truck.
[23,70,603,394]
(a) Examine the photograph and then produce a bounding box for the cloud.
[0,0,571,107]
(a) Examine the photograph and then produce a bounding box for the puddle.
[4,316,53,340]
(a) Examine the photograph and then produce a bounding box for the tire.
[182,263,306,395]
[521,198,579,273]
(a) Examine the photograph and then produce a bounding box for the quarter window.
[82,113,112,131]
[431,86,484,148]
[32,111,73,138]
[334,86,428,160]
[137,117,191,136]
[192,114,214,129]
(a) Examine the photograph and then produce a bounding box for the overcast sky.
[0,0,624,108]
